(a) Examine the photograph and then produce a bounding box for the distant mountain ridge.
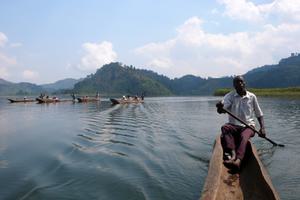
[244,55,300,88]
[1,54,300,96]
[0,78,12,85]
[0,81,44,95]
[0,78,80,96]
[73,54,300,95]
[41,78,80,91]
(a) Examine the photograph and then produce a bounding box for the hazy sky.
[1,0,300,84]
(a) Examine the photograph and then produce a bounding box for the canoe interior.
[200,135,280,200]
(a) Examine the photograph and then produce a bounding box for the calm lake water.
[0,96,299,200]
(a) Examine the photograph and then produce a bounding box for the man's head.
[233,75,246,95]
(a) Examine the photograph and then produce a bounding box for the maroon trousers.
[220,123,255,160]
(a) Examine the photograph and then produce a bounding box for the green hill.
[170,75,206,95]
[73,62,172,96]
[0,79,44,96]
[41,78,80,91]
[244,56,300,88]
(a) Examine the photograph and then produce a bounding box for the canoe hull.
[200,135,280,200]
[36,98,75,103]
[8,98,36,103]
[77,97,100,103]
[36,98,60,103]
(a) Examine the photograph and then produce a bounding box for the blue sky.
[0,0,300,84]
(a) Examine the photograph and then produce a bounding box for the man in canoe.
[216,75,266,170]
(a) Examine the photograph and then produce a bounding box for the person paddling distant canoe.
[216,75,266,170]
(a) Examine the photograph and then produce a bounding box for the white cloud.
[10,43,22,48]
[0,32,16,67]
[0,53,17,66]
[218,0,265,23]
[0,66,9,79]
[0,32,18,80]
[218,0,300,23]
[211,8,220,15]
[148,58,172,69]
[270,0,300,22]
[135,40,176,73]
[0,32,8,47]
[22,70,39,81]
[77,41,117,71]
[176,16,206,46]
[0,53,17,79]
[134,15,300,78]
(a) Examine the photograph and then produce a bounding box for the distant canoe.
[7,98,36,103]
[200,135,280,200]
[36,98,60,103]
[77,97,100,103]
[110,98,144,105]
[36,98,73,104]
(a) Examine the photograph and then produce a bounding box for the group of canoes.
[8,93,144,105]
[8,96,80,104]
[8,93,76,103]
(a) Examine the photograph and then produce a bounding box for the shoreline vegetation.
[214,87,300,97]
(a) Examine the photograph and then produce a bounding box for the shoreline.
[214,87,300,97]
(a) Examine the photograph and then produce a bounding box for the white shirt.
[223,90,263,127]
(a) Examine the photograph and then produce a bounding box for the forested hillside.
[244,55,300,88]
[73,62,172,96]
[1,54,300,96]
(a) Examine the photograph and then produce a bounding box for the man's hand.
[257,116,266,138]
[216,101,225,114]
[259,127,266,138]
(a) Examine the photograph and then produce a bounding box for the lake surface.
[0,96,299,200]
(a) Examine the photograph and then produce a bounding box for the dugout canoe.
[77,97,100,103]
[110,98,144,105]
[7,98,36,103]
[36,98,60,103]
[200,135,280,200]
[36,98,73,103]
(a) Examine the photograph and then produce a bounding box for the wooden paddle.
[222,108,285,147]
